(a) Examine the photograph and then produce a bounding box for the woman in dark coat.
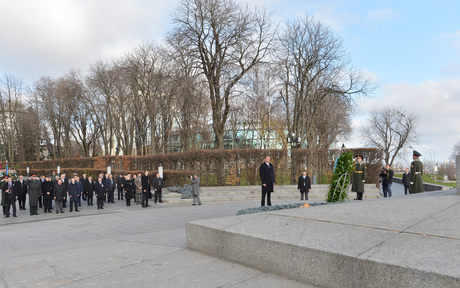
[28,174,42,215]
[54,179,66,213]
[87,176,95,206]
[124,174,133,206]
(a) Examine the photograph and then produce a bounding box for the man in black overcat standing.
[259,155,275,207]
[141,170,151,208]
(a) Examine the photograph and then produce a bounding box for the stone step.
[162,191,380,204]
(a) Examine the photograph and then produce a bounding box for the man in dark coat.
[28,174,41,215]
[95,177,105,209]
[54,179,66,213]
[379,164,394,197]
[39,175,45,208]
[297,170,311,201]
[402,168,410,195]
[352,155,366,200]
[15,175,28,211]
[141,171,151,208]
[259,156,275,207]
[116,174,124,201]
[60,173,68,208]
[41,176,54,213]
[67,178,80,212]
[86,176,95,206]
[105,174,116,203]
[3,176,17,217]
[81,173,89,201]
[152,173,164,204]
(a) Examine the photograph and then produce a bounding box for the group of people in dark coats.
[1,170,165,218]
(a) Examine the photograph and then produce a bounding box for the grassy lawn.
[394,174,456,188]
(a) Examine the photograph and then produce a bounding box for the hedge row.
[10,148,383,186]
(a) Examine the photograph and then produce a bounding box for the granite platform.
[186,188,460,287]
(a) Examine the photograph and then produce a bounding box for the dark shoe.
[48,210,52,213]
[23,208,27,210]
[101,207,104,209]
[13,215,17,217]
[4,215,9,218]
[192,204,196,206]
[44,210,47,213]
[19,207,23,210]
[198,203,202,205]
[60,210,64,213]
[76,210,80,212]
[56,211,59,214]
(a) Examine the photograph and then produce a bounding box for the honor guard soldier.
[352,154,366,200]
[410,150,424,194]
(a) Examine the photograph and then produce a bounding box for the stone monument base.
[187,189,460,287]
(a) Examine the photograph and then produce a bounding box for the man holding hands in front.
[259,156,275,207]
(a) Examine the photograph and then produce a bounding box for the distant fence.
[3,148,383,187]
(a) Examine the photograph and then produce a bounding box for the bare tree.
[277,16,373,146]
[362,107,419,166]
[167,0,275,149]
[450,141,460,160]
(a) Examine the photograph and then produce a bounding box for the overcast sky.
[1,0,459,164]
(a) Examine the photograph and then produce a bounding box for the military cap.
[355,154,364,159]
[413,150,422,157]
[3,175,8,179]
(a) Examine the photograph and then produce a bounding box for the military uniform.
[351,155,366,200]
[410,150,424,194]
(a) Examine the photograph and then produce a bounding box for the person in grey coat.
[190,174,202,206]
[28,174,42,216]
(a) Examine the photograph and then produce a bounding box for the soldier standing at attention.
[410,150,424,194]
[352,155,366,201]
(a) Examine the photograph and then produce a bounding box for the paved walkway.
[0,183,444,288]
[0,198,313,288]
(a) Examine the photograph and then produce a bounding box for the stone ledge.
[186,190,460,287]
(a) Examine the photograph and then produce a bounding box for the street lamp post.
[287,134,301,185]
[236,136,240,186]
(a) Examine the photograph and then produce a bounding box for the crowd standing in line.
[0,170,170,218]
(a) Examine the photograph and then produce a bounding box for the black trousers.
[82,191,87,200]
[108,191,115,203]
[357,192,364,200]
[404,185,409,195]
[43,199,52,211]
[261,191,271,206]
[154,189,162,203]
[97,198,104,209]
[300,190,308,200]
[118,188,124,200]
[142,193,149,207]
[69,201,79,212]
[38,195,43,208]
[126,198,131,206]
[18,193,26,209]
[6,195,17,216]
[87,196,93,205]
